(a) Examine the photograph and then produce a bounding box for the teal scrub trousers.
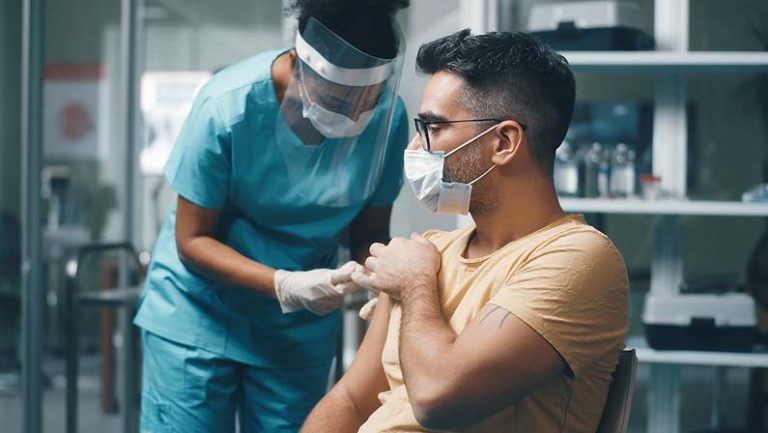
[139,331,332,433]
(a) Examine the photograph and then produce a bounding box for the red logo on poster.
[60,103,92,140]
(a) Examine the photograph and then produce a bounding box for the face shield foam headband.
[294,28,395,87]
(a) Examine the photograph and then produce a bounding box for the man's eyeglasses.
[413,117,528,152]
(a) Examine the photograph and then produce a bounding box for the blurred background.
[3,0,768,432]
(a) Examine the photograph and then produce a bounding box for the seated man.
[301,29,629,433]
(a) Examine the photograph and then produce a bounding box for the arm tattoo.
[498,312,511,329]
[480,305,503,324]
[480,305,513,330]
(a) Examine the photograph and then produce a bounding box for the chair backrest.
[67,242,143,293]
[596,348,638,433]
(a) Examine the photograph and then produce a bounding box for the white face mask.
[404,125,498,215]
[296,67,376,139]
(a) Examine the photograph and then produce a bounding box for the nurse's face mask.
[404,121,501,215]
[275,17,406,207]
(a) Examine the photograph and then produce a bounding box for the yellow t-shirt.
[358,215,629,433]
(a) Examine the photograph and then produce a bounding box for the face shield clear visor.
[275,17,405,207]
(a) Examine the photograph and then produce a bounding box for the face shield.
[276,17,405,207]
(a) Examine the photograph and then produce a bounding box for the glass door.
[0,0,24,429]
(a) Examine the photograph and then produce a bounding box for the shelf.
[627,338,768,368]
[561,51,768,73]
[559,198,768,216]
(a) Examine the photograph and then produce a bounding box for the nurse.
[133,0,410,432]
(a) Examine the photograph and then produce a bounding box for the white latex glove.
[274,261,363,315]
[351,270,378,320]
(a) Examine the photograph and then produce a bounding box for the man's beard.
[443,144,498,217]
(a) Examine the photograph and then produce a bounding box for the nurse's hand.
[274,261,363,315]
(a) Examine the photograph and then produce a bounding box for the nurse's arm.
[349,205,393,264]
[175,195,278,296]
[301,294,392,433]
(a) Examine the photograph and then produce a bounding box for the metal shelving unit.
[626,336,768,368]
[562,51,768,72]
[636,347,768,369]
[484,1,768,433]
[560,198,768,217]
[560,1,767,429]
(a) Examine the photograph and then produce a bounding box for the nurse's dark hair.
[287,0,408,60]
[417,29,576,175]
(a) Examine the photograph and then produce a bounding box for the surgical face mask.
[296,64,377,139]
[404,125,498,215]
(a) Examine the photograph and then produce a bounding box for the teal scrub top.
[134,49,409,367]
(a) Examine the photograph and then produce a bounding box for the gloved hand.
[274,261,363,315]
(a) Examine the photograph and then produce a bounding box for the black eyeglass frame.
[413,117,528,152]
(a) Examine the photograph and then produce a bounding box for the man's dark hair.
[417,29,576,175]
[288,0,408,60]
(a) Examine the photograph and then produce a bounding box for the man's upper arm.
[491,231,629,377]
[419,304,565,426]
[331,293,393,420]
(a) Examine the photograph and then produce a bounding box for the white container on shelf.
[554,141,579,197]
[643,293,758,352]
[583,141,606,198]
[609,143,636,198]
[527,0,643,33]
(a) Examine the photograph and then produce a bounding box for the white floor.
[0,354,121,433]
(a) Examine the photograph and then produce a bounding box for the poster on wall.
[43,64,109,161]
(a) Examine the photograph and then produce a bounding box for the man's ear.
[491,120,525,166]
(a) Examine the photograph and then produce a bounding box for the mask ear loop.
[442,124,499,184]
[444,123,499,158]
[468,164,496,185]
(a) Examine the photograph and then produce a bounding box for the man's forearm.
[398,282,458,396]
[301,386,369,433]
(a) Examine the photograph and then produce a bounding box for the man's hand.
[353,233,441,301]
